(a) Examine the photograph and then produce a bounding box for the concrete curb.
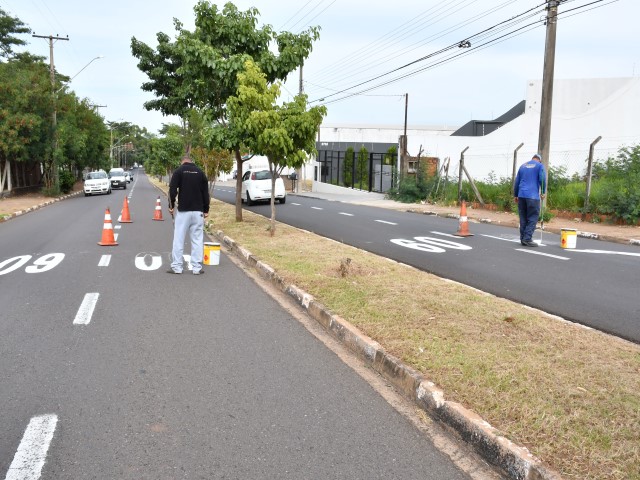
[0,191,82,223]
[212,227,563,480]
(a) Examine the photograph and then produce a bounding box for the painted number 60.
[0,253,65,276]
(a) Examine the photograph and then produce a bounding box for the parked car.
[241,169,286,205]
[108,168,127,189]
[83,170,111,196]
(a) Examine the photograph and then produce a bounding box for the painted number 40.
[0,253,65,276]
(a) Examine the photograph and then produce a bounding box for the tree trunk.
[270,175,277,237]
[234,148,244,222]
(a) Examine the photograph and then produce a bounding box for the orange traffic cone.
[152,196,164,221]
[454,201,474,237]
[98,208,118,246]
[119,196,132,223]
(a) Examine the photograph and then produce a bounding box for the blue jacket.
[514,160,546,200]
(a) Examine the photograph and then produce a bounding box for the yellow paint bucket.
[560,229,577,249]
[203,242,220,265]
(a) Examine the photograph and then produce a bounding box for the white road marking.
[339,212,354,216]
[73,293,100,325]
[114,234,119,241]
[481,234,522,243]
[515,249,570,260]
[183,254,193,271]
[134,253,162,271]
[311,207,323,210]
[431,231,462,238]
[375,220,398,225]
[98,255,111,267]
[5,414,58,480]
[291,202,301,206]
[114,225,121,230]
[570,249,640,257]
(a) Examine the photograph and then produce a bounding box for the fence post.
[512,142,524,191]
[583,135,602,219]
[457,146,469,204]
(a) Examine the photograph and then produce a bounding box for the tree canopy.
[227,59,326,235]
[131,1,321,221]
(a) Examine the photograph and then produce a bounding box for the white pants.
[171,210,204,273]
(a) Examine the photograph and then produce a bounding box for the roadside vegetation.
[186,186,640,480]
[388,144,640,224]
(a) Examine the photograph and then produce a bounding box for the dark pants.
[517,198,540,242]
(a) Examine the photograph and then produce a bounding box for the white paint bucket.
[203,242,220,265]
[560,229,577,249]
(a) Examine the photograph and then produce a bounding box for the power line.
[294,0,337,34]
[313,0,614,107]
[312,1,538,92]
[278,0,315,31]
[310,2,547,104]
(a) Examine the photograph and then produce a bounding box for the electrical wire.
[310,2,547,104]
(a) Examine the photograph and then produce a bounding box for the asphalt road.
[213,185,640,343]
[0,173,480,479]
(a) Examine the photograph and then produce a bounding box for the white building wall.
[314,78,640,183]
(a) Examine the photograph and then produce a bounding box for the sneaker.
[193,269,205,275]
[524,241,539,247]
[521,241,527,246]
[166,269,182,274]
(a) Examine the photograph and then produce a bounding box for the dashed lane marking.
[339,212,354,216]
[5,414,58,480]
[98,255,111,267]
[73,293,99,325]
[515,249,570,260]
[375,220,398,225]
[311,207,323,210]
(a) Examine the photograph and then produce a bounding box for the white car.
[108,168,127,190]
[241,169,286,205]
[83,170,111,196]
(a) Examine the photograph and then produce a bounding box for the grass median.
[192,186,639,478]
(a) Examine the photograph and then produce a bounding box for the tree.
[132,1,320,222]
[0,8,30,60]
[357,146,369,190]
[343,147,354,187]
[227,59,326,235]
[191,144,233,196]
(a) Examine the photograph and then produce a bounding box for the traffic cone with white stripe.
[119,196,132,223]
[98,208,118,246]
[152,196,164,221]
[454,201,474,237]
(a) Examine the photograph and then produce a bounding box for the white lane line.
[570,249,640,257]
[431,231,460,238]
[98,255,111,267]
[311,207,323,210]
[5,414,58,480]
[375,220,398,225]
[481,234,521,243]
[114,234,119,241]
[291,202,302,206]
[114,225,122,230]
[73,293,100,325]
[339,212,354,216]
[515,249,570,260]
[183,254,193,271]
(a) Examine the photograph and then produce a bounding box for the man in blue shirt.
[514,153,546,247]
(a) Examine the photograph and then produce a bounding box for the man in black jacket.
[167,155,210,274]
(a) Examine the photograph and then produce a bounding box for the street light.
[56,55,104,94]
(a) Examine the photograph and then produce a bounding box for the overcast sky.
[4,0,637,135]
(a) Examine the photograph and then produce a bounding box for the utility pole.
[296,64,304,193]
[537,1,559,205]
[33,33,69,191]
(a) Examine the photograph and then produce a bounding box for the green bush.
[58,170,76,194]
